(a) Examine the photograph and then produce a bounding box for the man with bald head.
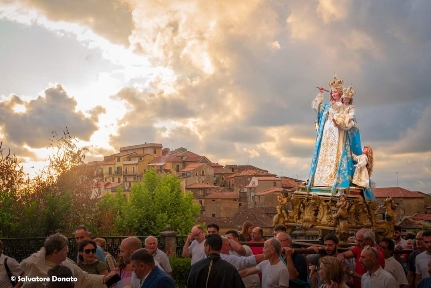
[116,236,143,288]
[239,238,289,288]
[182,225,207,265]
[145,236,172,276]
[360,245,398,288]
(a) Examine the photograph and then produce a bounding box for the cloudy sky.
[1,0,430,193]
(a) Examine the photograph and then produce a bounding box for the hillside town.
[89,142,431,236]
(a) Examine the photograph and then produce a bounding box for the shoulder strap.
[4,257,13,277]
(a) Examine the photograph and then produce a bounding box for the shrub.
[170,257,191,288]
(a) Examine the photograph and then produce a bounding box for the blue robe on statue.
[307,102,363,194]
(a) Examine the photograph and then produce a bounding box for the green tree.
[118,169,200,235]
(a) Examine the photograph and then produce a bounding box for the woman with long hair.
[239,221,253,242]
[318,256,349,288]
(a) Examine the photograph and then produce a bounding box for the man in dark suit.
[130,248,175,288]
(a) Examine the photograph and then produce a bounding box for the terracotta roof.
[229,207,275,227]
[198,207,275,228]
[374,187,424,198]
[256,187,284,196]
[254,176,280,181]
[119,143,162,151]
[181,163,205,172]
[213,166,234,174]
[224,164,263,171]
[204,192,239,199]
[148,154,181,165]
[412,214,431,221]
[399,217,429,229]
[226,173,240,179]
[238,169,274,176]
[186,183,218,189]
[171,150,203,162]
[211,163,223,167]
[281,178,299,189]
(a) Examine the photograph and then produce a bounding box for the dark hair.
[274,225,287,232]
[255,228,263,236]
[78,239,97,262]
[75,224,90,234]
[324,233,339,244]
[423,230,431,238]
[47,266,74,288]
[394,225,402,232]
[130,248,155,266]
[380,238,395,251]
[44,233,69,256]
[205,234,222,251]
[405,233,416,240]
[207,223,220,231]
[225,230,239,239]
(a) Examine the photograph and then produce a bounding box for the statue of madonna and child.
[306,74,375,200]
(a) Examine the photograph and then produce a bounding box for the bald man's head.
[120,237,142,263]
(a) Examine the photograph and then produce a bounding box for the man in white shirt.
[239,238,289,288]
[182,225,206,265]
[360,245,398,288]
[416,230,431,287]
[379,238,408,287]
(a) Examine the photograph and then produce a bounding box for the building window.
[176,165,180,172]
[132,167,135,174]
[117,157,120,162]
[153,148,156,154]
[118,177,121,183]
[212,213,216,217]
[273,181,276,187]
[109,167,112,175]
[201,171,205,176]
[124,167,128,174]
[196,172,198,176]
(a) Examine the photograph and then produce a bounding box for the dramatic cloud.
[0,84,100,149]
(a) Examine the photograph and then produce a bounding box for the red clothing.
[249,239,264,255]
[351,245,385,288]
[249,239,264,278]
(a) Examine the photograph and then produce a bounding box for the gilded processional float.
[274,75,395,246]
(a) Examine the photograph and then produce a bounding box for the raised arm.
[182,234,193,258]
[228,238,246,256]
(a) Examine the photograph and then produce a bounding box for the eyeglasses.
[84,249,97,254]
[192,231,202,238]
[364,245,378,258]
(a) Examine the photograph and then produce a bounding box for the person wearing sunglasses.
[20,233,118,287]
[78,239,109,276]
[360,245,398,288]
[337,228,385,288]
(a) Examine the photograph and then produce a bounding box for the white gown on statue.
[312,98,346,187]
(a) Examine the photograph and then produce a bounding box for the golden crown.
[343,85,355,99]
[328,74,344,91]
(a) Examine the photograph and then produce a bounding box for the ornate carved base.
[273,186,394,245]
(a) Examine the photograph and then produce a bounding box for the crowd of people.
[1,222,431,288]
